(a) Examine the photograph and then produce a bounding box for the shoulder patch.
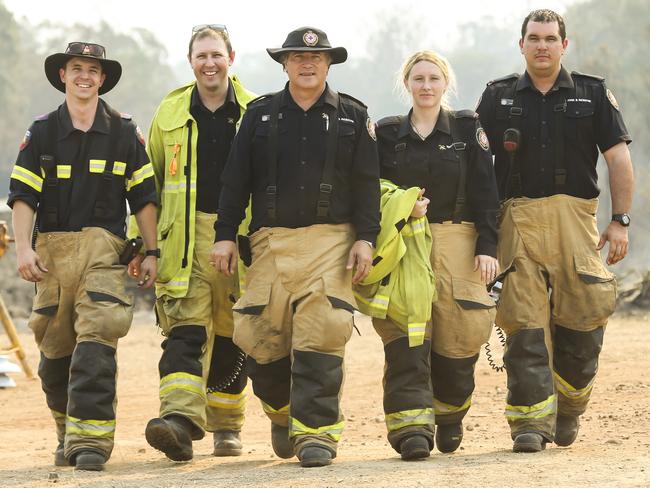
[487,73,519,86]
[19,129,32,152]
[376,115,403,128]
[135,125,146,146]
[571,71,605,82]
[476,127,490,151]
[34,113,49,122]
[366,117,376,141]
[606,89,620,111]
[120,112,133,120]
[339,92,368,109]
[453,109,477,119]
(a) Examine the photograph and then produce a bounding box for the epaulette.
[34,113,49,122]
[452,109,477,119]
[487,73,519,86]
[376,115,403,128]
[571,71,605,82]
[339,92,368,109]
[247,92,276,108]
[120,112,133,120]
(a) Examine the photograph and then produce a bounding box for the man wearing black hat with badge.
[211,27,380,467]
[7,42,158,470]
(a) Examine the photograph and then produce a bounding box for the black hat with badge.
[44,42,122,95]
[267,27,347,65]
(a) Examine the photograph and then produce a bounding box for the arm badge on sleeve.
[366,117,376,141]
[19,130,32,152]
[136,125,146,146]
[606,89,620,111]
[476,127,490,151]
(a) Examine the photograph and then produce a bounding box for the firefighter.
[129,25,256,462]
[8,42,158,470]
[476,9,634,452]
[211,26,380,467]
[369,50,499,459]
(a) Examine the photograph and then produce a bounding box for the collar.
[58,99,110,140]
[517,65,575,92]
[398,108,452,140]
[283,82,338,110]
[190,79,237,114]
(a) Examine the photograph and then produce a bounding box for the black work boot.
[213,430,243,456]
[299,445,333,467]
[271,423,294,459]
[145,416,193,461]
[74,450,106,471]
[436,423,463,453]
[555,415,580,446]
[399,434,431,461]
[513,432,547,453]
[54,440,68,466]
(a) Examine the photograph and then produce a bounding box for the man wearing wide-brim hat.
[7,42,158,471]
[212,26,380,467]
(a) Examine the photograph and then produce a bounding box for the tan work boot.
[271,423,294,459]
[213,431,243,456]
[555,415,580,446]
[145,416,193,461]
[513,432,546,453]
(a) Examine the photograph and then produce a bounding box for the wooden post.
[0,293,35,379]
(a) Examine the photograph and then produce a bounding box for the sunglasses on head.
[65,42,106,58]
[192,24,228,35]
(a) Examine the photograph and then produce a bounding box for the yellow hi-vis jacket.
[128,76,256,298]
[353,179,437,347]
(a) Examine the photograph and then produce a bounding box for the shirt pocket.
[564,102,595,141]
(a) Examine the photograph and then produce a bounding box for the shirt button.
[212,138,217,143]
[541,144,546,148]
[299,185,305,190]
[303,113,308,117]
[541,121,547,125]
[300,161,306,165]
[302,136,307,141]
[541,168,545,172]
[299,210,305,215]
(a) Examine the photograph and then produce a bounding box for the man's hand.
[16,246,48,282]
[346,240,373,284]
[410,188,429,218]
[128,254,143,280]
[474,254,499,285]
[138,255,157,288]
[597,221,628,265]
[211,240,238,276]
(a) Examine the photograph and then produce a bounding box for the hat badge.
[303,30,319,47]
[82,45,91,55]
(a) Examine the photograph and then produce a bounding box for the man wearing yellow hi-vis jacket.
[129,25,256,462]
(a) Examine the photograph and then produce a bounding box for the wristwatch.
[145,248,161,258]
[611,213,631,227]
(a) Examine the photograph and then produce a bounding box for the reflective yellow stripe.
[112,161,126,176]
[434,396,472,416]
[289,417,344,441]
[160,372,205,398]
[353,292,389,312]
[89,159,106,173]
[385,408,435,432]
[56,165,71,179]
[261,401,289,416]
[127,163,154,191]
[554,372,594,400]
[162,181,197,192]
[11,165,43,192]
[207,390,247,409]
[66,416,115,438]
[407,322,426,347]
[52,410,66,420]
[505,394,556,421]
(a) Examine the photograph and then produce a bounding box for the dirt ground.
[1,312,649,488]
